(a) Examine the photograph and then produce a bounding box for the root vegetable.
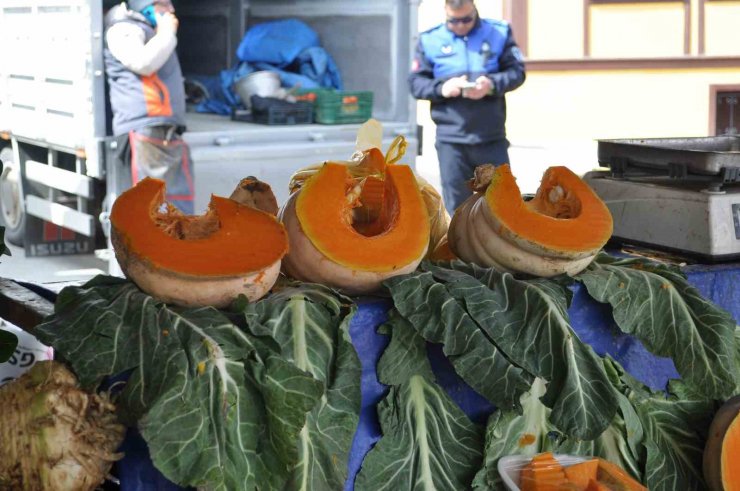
[0,361,125,491]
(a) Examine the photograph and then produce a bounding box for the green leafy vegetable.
[376,310,435,385]
[34,276,326,491]
[578,254,738,400]
[384,270,533,412]
[386,262,617,440]
[0,328,18,364]
[607,358,714,491]
[473,356,714,491]
[471,377,643,491]
[236,283,361,491]
[356,316,483,491]
[735,325,740,395]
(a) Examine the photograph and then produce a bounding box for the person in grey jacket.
[409,0,525,213]
[104,0,194,214]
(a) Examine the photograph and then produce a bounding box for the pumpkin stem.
[229,177,279,216]
[470,164,497,192]
[385,135,407,165]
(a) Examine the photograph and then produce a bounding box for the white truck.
[0,0,420,259]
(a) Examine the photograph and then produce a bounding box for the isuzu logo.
[26,222,91,257]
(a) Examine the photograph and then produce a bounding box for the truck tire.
[0,147,26,246]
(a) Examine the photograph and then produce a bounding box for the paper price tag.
[0,319,53,387]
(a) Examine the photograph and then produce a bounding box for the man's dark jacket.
[409,18,525,144]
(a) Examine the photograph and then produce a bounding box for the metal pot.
[233,71,281,110]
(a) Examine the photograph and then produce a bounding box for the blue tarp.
[191,19,342,115]
[116,261,740,490]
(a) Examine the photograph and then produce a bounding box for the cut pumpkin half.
[110,177,288,307]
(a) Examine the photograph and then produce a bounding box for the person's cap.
[128,0,155,11]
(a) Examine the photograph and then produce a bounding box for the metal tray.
[598,136,740,175]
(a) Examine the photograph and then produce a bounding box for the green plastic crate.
[314,90,373,124]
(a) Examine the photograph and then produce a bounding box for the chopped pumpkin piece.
[520,452,570,491]
[586,479,612,491]
[596,459,647,491]
[564,459,599,489]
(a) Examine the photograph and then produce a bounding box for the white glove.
[157,12,179,35]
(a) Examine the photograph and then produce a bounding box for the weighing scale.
[583,136,740,262]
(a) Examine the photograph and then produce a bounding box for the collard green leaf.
[634,397,710,491]
[377,309,435,385]
[237,283,361,491]
[355,373,483,491]
[472,378,643,491]
[577,254,737,400]
[735,325,740,396]
[34,278,323,491]
[422,263,617,440]
[0,327,18,363]
[606,357,714,491]
[384,271,533,412]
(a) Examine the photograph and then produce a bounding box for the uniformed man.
[409,0,526,213]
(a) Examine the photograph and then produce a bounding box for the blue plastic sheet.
[192,19,343,115]
[115,263,740,490]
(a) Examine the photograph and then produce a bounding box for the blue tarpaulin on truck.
[115,261,740,490]
[191,19,342,115]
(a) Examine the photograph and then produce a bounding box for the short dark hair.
[446,0,474,9]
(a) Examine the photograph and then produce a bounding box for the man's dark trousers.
[435,138,510,214]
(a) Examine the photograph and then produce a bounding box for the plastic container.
[251,101,313,125]
[314,90,374,124]
[233,71,281,110]
[498,454,591,491]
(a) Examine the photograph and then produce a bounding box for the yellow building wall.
[527,0,583,59]
[505,67,740,142]
[590,4,685,58]
[705,1,740,56]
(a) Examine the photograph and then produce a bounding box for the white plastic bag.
[0,319,53,387]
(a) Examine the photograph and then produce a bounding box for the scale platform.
[583,136,740,262]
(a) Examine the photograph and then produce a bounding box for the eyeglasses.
[446,14,476,25]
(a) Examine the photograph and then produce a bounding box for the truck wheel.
[0,147,26,246]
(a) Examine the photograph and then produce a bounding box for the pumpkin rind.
[288,148,449,260]
[110,177,288,307]
[280,163,430,294]
[483,165,613,260]
[448,165,611,277]
[429,235,457,262]
[704,395,740,491]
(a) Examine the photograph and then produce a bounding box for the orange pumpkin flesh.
[295,163,429,273]
[721,414,740,490]
[280,162,430,294]
[484,165,613,259]
[595,459,646,490]
[705,395,740,491]
[564,459,598,489]
[110,177,288,307]
[288,146,449,260]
